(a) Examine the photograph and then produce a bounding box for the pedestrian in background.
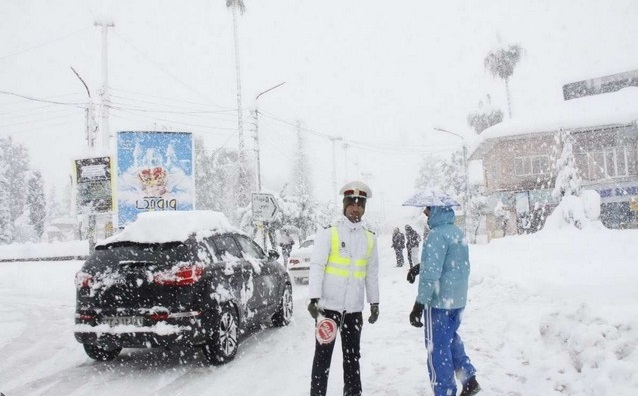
[408,205,480,396]
[278,229,295,268]
[391,227,405,267]
[308,180,380,396]
[404,224,421,268]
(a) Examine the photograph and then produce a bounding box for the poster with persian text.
[74,156,113,214]
[116,131,194,228]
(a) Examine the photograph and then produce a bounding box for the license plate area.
[105,316,144,327]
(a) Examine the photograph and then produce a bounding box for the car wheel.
[272,283,293,327]
[83,344,122,361]
[202,303,239,365]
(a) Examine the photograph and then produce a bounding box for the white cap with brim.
[339,180,372,200]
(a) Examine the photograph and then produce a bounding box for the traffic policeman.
[308,180,380,396]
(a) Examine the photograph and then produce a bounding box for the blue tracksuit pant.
[423,307,476,396]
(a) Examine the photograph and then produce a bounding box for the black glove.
[368,303,379,324]
[308,298,321,319]
[407,264,420,284]
[409,302,424,328]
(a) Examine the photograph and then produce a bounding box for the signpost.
[252,193,280,249]
[252,193,280,222]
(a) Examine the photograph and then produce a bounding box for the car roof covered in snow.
[99,210,244,246]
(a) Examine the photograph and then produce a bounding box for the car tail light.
[149,312,170,320]
[75,271,93,289]
[289,258,300,266]
[75,312,95,320]
[153,264,204,286]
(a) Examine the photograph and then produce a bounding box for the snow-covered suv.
[73,211,293,365]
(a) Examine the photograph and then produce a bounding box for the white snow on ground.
[0,227,637,395]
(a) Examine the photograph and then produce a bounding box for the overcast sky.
[2,0,638,221]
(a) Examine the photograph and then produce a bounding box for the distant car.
[288,236,314,284]
[74,211,293,365]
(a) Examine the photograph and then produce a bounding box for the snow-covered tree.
[440,149,466,198]
[27,171,46,239]
[493,200,509,237]
[484,43,523,118]
[292,121,312,198]
[0,137,30,242]
[466,185,489,242]
[209,147,241,221]
[546,130,588,229]
[552,130,582,200]
[194,137,217,210]
[415,156,446,191]
[467,95,504,134]
[274,190,318,241]
[0,170,12,244]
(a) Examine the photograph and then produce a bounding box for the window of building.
[578,147,629,180]
[514,155,550,176]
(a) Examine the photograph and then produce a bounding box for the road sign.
[252,193,280,222]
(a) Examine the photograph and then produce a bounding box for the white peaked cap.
[339,180,372,199]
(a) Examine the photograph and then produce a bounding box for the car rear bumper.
[74,328,202,349]
[74,313,207,349]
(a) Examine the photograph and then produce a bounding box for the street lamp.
[254,82,286,191]
[433,127,469,236]
[71,67,100,252]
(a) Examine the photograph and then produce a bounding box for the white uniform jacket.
[308,216,380,313]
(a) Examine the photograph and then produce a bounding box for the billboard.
[116,131,194,227]
[74,156,113,214]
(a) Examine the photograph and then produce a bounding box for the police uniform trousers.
[311,310,363,396]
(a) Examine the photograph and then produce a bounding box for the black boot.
[459,376,480,396]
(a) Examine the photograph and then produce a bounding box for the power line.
[110,108,238,132]
[0,26,91,61]
[109,94,236,115]
[110,87,235,109]
[0,89,86,107]
[111,31,230,110]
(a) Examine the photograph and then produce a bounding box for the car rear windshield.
[86,241,194,270]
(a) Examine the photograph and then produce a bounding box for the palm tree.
[484,44,523,119]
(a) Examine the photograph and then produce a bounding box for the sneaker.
[459,376,480,396]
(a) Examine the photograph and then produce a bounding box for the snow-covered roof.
[101,210,242,245]
[470,87,638,159]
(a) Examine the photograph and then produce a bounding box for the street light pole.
[328,136,343,201]
[71,67,99,253]
[254,82,286,192]
[433,127,470,237]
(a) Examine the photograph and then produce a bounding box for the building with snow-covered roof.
[469,87,638,237]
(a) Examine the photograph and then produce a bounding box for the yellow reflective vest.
[308,217,380,313]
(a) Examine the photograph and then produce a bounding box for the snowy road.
[1,230,637,395]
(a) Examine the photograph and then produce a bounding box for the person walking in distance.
[408,205,480,396]
[391,227,405,267]
[404,224,421,268]
[308,180,380,396]
[278,229,295,269]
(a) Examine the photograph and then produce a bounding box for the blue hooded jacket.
[416,206,470,309]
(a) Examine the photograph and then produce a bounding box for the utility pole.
[343,142,350,181]
[229,2,247,204]
[254,82,286,192]
[95,20,114,152]
[71,66,98,252]
[95,20,115,241]
[329,136,343,200]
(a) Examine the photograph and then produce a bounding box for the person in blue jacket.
[407,205,480,396]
